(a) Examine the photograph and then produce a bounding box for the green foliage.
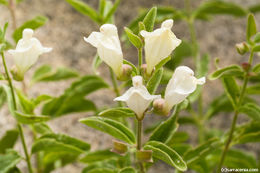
[12,16,48,43]
[80,117,136,144]
[247,14,257,42]
[14,111,50,124]
[0,150,21,173]
[193,0,247,19]
[0,130,19,154]
[80,149,119,163]
[239,103,260,120]
[103,0,121,23]
[222,77,240,109]
[208,65,243,80]
[65,0,101,24]
[143,7,157,32]
[147,68,163,94]
[149,113,178,143]
[144,141,187,171]
[42,75,108,117]
[98,107,135,119]
[32,65,79,84]
[0,0,7,5]
[124,27,143,49]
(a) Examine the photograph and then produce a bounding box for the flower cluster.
[85,19,205,119]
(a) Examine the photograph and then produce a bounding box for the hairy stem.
[217,51,254,172]
[1,52,33,173]
[109,68,123,107]
[137,119,145,173]
[138,48,143,74]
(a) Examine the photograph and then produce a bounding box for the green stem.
[109,68,123,107]
[1,52,33,173]
[217,51,254,172]
[137,119,145,173]
[138,48,143,74]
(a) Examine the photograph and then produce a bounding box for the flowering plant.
[0,0,259,173]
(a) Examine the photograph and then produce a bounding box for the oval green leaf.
[98,107,135,119]
[208,65,243,80]
[14,111,50,124]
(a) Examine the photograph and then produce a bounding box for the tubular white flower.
[8,29,52,76]
[164,66,205,113]
[140,19,181,75]
[84,24,123,78]
[114,76,160,119]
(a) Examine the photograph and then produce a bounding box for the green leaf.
[205,94,233,120]
[222,77,240,109]
[253,63,260,73]
[197,54,209,77]
[12,16,48,43]
[31,123,53,135]
[16,90,34,114]
[144,141,187,171]
[246,84,260,94]
[14,111,50,124]
[149,114,178,143]
[239,103,260,120]
[0,0,7,5]
[0,86,7,109]
[123,60,138,75]
[119,167,136,173]
[124,27,142,49]
[104,0,121,23]
[65,0,101,24]
[42,75,108,117]
[147,68,163,94]
[0,130,19,154]
[247,14,257,42]
[98,107,135,119]
[184,138,221,165]
[98,0,106,17]
[193,0,247,19]
[80,117,135,144]
[252,44,260,52]
[32,65,79,83]
[92,55,102,74]
[249,4,260,13]
[33,94,52,106]
[32,138,83,154]
[253,32,260,43]
[208,65,243,80]
[236,131,260,144]
[0,150,22,173]
[143,7,157,32]
[80,149,119,163]
[88,168,115,173]
[40,133,90,151]
[155,56,171,72]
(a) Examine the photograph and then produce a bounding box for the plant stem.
[109,68,123,107]
[217,51,254,172]
[8,0,17,30]
[1,52,33,173]
[137,119,145,173]
[138,48,143,74]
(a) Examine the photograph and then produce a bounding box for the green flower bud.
[236,42,249,55]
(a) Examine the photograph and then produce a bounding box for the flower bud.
[110,140,128,156]
[11,66,24,81]
[241,62,251,72]
[141,64,151,79]
[136,150,153,163]
[236,42,249,55]
[118,64,132,81]
[153,98,169,116]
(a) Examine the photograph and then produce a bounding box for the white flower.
[140,19,181,75]
[84,24,123,78]
[114,76,160,120]
[8,29,52,77]
[164,66,205,113]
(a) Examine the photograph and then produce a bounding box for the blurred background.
[0,0,259,172]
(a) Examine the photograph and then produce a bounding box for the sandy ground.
[0,0,260,172]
